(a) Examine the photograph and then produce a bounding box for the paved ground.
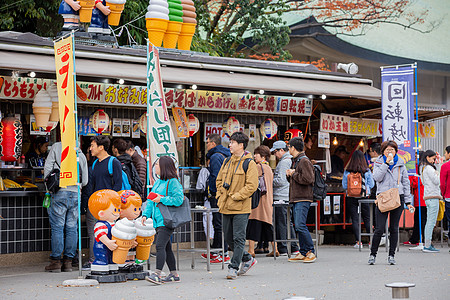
[1,245,448,300]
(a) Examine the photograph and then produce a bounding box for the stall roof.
[0,31,381,101]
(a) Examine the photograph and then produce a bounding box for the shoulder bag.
[157,179,192,229]
[259,164,267,195]
[375,168,401,213]
[44,150,60,194]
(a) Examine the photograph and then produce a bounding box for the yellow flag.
[54,36,77,187]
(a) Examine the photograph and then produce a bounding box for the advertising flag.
[54,36,77,187]
[381,66,416,172]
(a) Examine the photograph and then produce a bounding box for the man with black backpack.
[81,136,123,271]
[112,138,144,199]
[286,137,317,263]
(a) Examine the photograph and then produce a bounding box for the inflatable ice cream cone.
[135,217,156,260]
[33,88,52,128]
[163,1,183,48]
[111,218,137,264]
[178,0,196,50]
[106,0,126,26]
[146,0,170,47]
[79,0,95,23]
[146,18,169,47]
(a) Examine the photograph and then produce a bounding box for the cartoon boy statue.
[88,0,111,35]
[58,0,81,31]
[88,189,121,275]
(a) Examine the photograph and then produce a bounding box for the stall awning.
[0,50,380,101]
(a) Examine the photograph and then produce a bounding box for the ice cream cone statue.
[89,0,111,35]
[135,217,156,260]
[106,0,126,26]
[163,0,183,48]
[146,0,169,47]
[88,189,122,275]
[47,83,59,122]
[33,88,52,128]
[178,0,196,50]
[79,0,95,22]
[111,218,137,264]
[118,190,142,264]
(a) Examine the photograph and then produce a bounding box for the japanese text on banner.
[147,45,178,166]
[54,35,77,187]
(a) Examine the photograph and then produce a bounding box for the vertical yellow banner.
[54,36,77,187]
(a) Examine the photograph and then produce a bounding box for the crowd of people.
[41,132,450,282]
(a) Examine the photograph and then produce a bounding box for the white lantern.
[188,114,199,136]
[223,117,240,138]
[260,118,278,140]
[90,109,110,134]
[139,113,147,134]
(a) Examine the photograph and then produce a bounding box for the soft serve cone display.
[178,0,196,50]
[146,0,170,47]
[111,218,137,264]
[47,83,59,122]
[163,0,183,48]
[79,0,95,23]
[106,0,126,26]
[134,217,156,260]
[33,88,52,128]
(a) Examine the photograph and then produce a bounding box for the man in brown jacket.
[216,132,259,279]
[286,137,317,263]
[126,141,147,197]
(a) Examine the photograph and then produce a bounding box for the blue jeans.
[424,198,439,247]
[292,202,314,256]
[47,190,79,259]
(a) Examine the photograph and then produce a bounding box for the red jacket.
[409,176,426,207]
[440,161,450,199]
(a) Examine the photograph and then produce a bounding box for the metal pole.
[71,31,83,279]
[146,40,151,199]
[413,63,423,245]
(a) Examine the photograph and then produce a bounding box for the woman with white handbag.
[369,141,414,265]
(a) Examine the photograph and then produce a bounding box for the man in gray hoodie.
[44,142,89,272]
[271,141,299,256]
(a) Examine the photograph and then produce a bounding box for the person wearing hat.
[270,141,300,257]
[331,145,349,177]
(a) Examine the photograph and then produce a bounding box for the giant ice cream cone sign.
[106,0,126,26]
[33,88,52,128]
[79,0,95,23]
[163,0,183,48]
[47,83,60,122]
[178,0,196,50]
[146,0,169,47]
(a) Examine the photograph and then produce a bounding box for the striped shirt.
[94,221,114,242]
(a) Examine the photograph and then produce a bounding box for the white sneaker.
[379,236,386,246]
[353,242,363,249]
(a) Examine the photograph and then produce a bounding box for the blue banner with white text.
[381,66,416,173]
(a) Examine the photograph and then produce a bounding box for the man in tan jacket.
[216,132,258,279]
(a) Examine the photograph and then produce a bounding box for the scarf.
[383,154,399,171]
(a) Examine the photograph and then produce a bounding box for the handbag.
[156,179,192,229]
[375,168,401,213]
[44,159,60,194]
[258,164,267,195]
[251,188,261,209]
[437,200,445,222]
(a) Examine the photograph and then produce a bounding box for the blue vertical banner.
[381,65,416,173]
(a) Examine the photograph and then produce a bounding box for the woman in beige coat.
[247,145,275,257]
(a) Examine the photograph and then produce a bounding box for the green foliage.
[0,0,61,37]
[115,0,147,45]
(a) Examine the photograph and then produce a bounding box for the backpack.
[121,161,144,198]
[346,172,365,198]
[223,157,261,209]
[293,155,327,201]
[92,156,132,191]
[312,165,327,201]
